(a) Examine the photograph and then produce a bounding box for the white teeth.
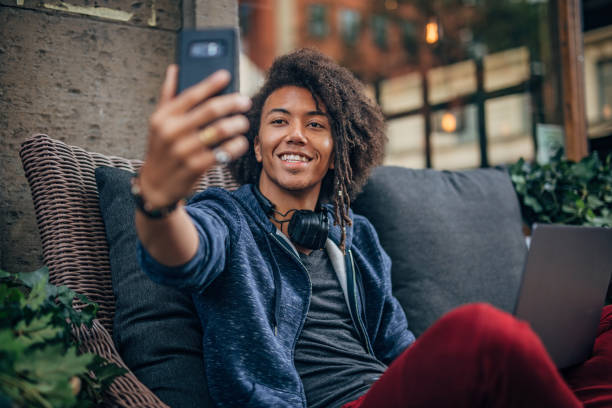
[280,154,309,162]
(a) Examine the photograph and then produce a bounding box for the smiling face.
[254,86,334,207]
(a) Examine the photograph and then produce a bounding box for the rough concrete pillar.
[0,0,238,273]
[194,0,238,28]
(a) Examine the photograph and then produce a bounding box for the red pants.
[344,303,612,408]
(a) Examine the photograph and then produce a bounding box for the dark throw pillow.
[353,166,528,337]
[95,166,213,408]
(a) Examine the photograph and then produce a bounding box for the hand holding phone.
[137,28,249,212]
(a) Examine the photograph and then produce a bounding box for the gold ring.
[198,127,219,147]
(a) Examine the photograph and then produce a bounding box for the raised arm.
[135,65,251,266]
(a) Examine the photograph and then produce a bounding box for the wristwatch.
[130,175,180,219]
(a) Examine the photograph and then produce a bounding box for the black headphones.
[253,186,329,250]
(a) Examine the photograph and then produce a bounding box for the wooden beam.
[558,0,588,161]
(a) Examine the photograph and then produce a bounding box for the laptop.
[513,223,612,369]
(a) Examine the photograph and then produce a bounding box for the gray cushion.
[95,166,213,408]
[352,166,527,337]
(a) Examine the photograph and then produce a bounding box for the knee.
[598,304,612,336]
[439,303,516,336]
[437,303,544,360]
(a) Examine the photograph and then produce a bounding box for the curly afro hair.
[230,48,387,249]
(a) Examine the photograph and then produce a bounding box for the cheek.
[322,138,334,160]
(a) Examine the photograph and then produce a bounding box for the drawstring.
[264,233,282,336]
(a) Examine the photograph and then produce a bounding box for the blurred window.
[238,3,253,36]
[371,15,388,50]
[431,105,480,169]
[308,4,329,39]
[428,60,476,104]
[339,9,361,46]
[238,0,570,169]
[432,108,467,136]
[483,47,530,92]
[385,116,426,169]
[401,20,418,55]
[486,93,534,166]
[598,59,612,122]
[380,72,422,115]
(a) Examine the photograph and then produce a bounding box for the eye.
[270,118,287,125]
[308,121,325,129]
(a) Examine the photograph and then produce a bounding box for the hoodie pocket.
[243,382,303,407]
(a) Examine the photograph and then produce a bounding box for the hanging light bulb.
[385,0,398,10]
[441,112,457,133]
[425,20,440,44]
[603,104,611,120]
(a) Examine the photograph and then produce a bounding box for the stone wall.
[0,0,237,272]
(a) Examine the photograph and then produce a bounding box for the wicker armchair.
[19,134,239,407]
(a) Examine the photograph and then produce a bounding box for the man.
[135,49,611,407]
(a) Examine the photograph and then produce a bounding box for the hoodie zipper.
[268,232,311,406]
[269,232,312,335]
[348,249,375,356]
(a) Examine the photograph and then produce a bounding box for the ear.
[328,152,335,170]
[254,136,262,163]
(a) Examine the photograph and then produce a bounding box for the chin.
[277,179,319,193]
[281,182,312,192]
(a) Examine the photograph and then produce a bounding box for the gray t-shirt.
[295,249,387,408]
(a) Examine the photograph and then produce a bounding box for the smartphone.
[176,28,239,95]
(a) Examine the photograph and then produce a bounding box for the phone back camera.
[189,41,227,58]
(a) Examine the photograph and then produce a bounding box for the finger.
[176,115,249,162]
[151,92,249,148]
[213,135,250,164]
[187,135,249,173]
[179,93,251,135]
[159,65,178,106]
[167,69,232,114]
[197,114,250,146]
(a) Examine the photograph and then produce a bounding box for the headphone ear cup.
[253,185,329,250]
[288,210,329,250]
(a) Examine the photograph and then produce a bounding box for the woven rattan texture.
[19,134,240,407]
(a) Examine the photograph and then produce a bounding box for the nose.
[286,122,307,145]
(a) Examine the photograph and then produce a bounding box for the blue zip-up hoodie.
[138,184,415,407]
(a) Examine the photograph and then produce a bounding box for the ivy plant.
[0,267,125,408]
[509,150,612,228]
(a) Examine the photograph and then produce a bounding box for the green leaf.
[13,314,62,347]
[87,355,126,390]
[586,209,596,221]
[511,149,612,226]
[589,213,612,227]
[0,266,122,407]
[0,328,28,355]
[587,195,604,209]
[511,174,526,185]
[16,267,49,289]
[570,162,595,180]
[14,344,94,381]
[0,284,25,310]
[524,195,543,213]
[23,275,49,311]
